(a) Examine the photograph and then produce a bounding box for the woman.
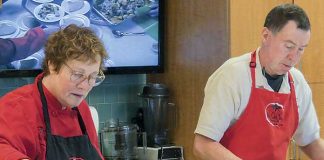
[0,24,107,160]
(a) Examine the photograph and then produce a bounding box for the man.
[194,3,324,160]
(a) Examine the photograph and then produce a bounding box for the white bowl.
[61,0,90,15]
[32,0,54,3]
[0,20,20,38]
[59,14,90,27]
[17,13,42,31]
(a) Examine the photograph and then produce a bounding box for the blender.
[137,83,184,160]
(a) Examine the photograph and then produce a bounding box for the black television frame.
[0,0,165,77]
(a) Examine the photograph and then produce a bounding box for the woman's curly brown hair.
[42,24,108,75]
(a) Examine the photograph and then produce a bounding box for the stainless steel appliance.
[100,120,138,160]
[137,146,184,160]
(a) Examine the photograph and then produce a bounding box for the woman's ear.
[47,60,56,74]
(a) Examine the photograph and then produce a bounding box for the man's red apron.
[219,52,299,159]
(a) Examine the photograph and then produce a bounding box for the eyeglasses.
[63,63,105,87]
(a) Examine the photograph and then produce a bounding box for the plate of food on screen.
[33,3,65,22]
[92,0,146,25]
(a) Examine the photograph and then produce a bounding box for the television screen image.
[0,0,163,77]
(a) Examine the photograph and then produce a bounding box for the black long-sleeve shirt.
[0,27,45,65]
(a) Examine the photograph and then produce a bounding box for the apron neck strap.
[37,79,88,135]
[249,51,257,88]
[249,51,295,91]
[72,107,87,135]
[37,78,52,133]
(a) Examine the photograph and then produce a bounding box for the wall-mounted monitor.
[0,0,164,77]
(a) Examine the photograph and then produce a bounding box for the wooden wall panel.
[295,1,324,83]
[147,0,229,159]
[309,83,324,134]
[294,1,324,159]
[146,0,323,159]
[230,0,291,57]
[301,83,324,160]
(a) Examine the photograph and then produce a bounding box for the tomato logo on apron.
[265,103,284,126]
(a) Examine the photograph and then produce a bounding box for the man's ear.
[261,27,272,45]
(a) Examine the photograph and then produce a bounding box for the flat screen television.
[0,0,164,77]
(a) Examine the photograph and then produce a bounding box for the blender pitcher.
[138,83,176,147]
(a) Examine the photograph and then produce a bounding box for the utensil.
[112,30,145,38]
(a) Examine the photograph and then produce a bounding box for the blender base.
[136,146,184,160]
